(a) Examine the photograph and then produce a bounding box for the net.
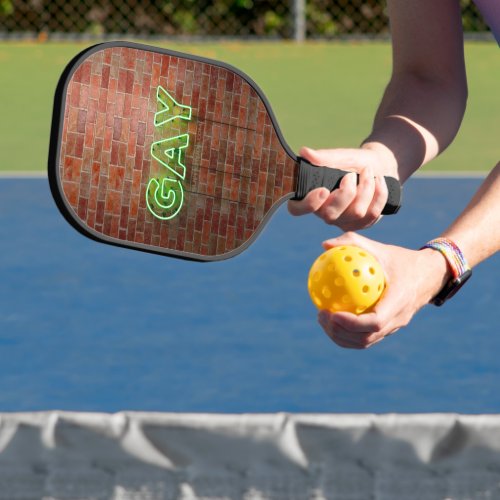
[1,412,500,499]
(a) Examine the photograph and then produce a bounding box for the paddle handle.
[292,157,402,215]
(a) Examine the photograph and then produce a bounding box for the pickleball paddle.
[48,41,401,261]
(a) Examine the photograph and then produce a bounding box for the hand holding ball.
[308,245,385,314]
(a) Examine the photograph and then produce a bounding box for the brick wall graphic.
[59,45,297,258]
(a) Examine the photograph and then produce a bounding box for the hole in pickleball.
[359,251,367,257]
[352,269,360,277]
[313,271,321,282]
[378,284,382,291]
[369,267,376,275]
[342,295,351,304]
[322,286,332,298]
[334,277,344,287]
[344,256,352,262]
[327,264,335,272]
[362,285,369,293]
[313,293,322,308]
[356,306,366,314]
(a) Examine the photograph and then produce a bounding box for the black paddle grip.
[293,157,402,215]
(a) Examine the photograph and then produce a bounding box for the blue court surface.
[0,176,498,413]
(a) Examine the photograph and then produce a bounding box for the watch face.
[432,269,472,306]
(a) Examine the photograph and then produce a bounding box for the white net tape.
[0,412,500,499]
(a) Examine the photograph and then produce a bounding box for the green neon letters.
[146,86,192,220]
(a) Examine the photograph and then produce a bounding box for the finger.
[328,326,382,349]
[331,336,365,349]
[332,296,401,339]
[360,328,399,348]
[330,311,385,335]
[322,327,366,349]
[343,164,376,220]
[339,214,383,232]
[329,315,392,349]
[330,325,372,348]
[288,187,330,216]
[315,172,357,224]
[319,308,394,349]
[364,175,389,223]
[319,311,373,349]
[323,170,391,231]
[364,335,386,348]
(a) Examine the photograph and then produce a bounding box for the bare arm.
[289,0,468,227]
[442,162,500,267]
[363,0,468,181]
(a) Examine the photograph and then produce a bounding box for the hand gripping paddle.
[48,41,401,262]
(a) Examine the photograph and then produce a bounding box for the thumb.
[299,147,366,170]
[299,146,324,165]
[322,231,369,250]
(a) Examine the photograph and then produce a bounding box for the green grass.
[0,40,497,172]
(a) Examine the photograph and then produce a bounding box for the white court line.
[414,170,487,178]
[0,171,47,178]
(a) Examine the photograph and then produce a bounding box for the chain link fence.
[0,0,491,40]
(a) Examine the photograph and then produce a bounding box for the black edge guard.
[292,157,402,215]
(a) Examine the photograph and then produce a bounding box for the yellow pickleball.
[308,245,385,315]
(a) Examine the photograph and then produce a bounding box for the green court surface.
[0,40,497,173]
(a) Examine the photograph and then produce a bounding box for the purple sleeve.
[473,0,500,45]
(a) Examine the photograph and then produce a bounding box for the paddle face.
[49,41,297,261]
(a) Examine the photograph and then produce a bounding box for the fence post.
[293,0,306,42]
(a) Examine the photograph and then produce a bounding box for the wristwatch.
[421,238,472,306]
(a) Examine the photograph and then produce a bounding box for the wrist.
[420,238,472,306]
[361,141,399,178]
[418,248,452,303]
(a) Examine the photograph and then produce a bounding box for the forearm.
[361,0,467,183]
[413,163,500,306]
[441,162,500,267]
[363,73,467,182]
